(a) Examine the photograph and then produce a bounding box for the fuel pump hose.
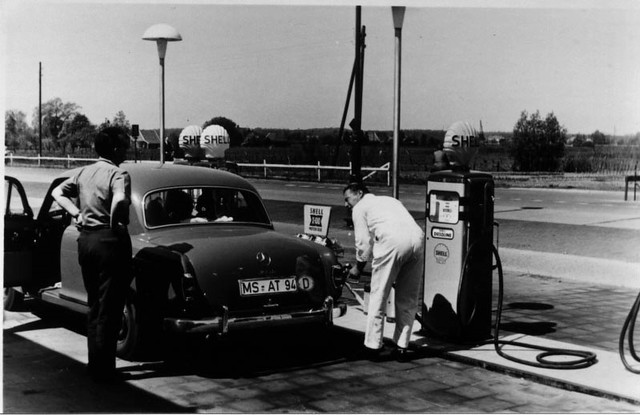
[459,241,598,370]
[619,287,640,373]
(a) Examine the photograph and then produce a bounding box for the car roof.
[57,162,259,195]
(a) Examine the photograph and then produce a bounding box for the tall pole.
[159,52,165,164]
[350,6,363,183]
[354,7,362,129]
[143,24,182,164]
[392,6,405,199]
[39,62,42,157]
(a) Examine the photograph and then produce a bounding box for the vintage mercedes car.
[4,163,347,360]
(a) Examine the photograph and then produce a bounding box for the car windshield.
[143,186,270,228]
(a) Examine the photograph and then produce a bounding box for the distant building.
[265,132,289,146]
[131,129,161,149]
[486,135,503,146]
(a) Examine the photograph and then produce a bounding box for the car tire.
[117,292,165,361]
[4,287,25,311]
[117,294,143,361]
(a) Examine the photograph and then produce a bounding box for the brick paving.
[5,265,640,413]
[6,302,640,413]
[496,272,639,354]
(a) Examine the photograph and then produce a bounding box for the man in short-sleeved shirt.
[53,126,132,382]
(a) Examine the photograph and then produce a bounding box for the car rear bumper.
[163,296,347,335]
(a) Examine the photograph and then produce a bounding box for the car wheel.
[4,287,25,311]
[117,295,141,360]
[117,293,165,361]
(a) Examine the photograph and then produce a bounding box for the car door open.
[4,176,36,287]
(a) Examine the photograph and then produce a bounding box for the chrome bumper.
[163,296,347,335]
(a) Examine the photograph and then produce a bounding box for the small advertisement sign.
[303,205,331,236]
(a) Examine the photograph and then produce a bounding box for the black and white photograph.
[3,0,640,412]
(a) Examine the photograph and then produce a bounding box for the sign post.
[132,124,139,163]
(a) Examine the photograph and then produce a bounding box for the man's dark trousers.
[78,227,132,378]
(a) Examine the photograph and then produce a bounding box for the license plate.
[238,277,297,296]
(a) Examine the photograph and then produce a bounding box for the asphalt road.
[12,169,640,263]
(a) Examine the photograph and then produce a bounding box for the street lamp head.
[143,23,182,60]
[392,6,406,30]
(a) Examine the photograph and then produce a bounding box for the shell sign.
[443,121,480,168]
[179,125,204,159]
[201,124,230,159]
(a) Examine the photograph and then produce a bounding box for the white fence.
[236,160,390,185]
[4,154,99,169]
[4,154,391,185]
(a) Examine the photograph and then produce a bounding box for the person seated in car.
[164,189,194,223]
[195,189,217,220]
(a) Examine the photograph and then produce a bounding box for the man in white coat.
[344,182,424,360]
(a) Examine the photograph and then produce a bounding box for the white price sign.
[429,192,459,224]
[303,205,331,236]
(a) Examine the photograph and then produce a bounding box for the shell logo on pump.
[434,243,450,264]
[179,125,204,159]
[443,121,480,168]
[201,124,230,159]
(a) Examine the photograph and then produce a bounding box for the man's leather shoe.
[392,347,411,362]
[361,346,387,362]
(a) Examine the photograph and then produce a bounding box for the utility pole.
[350,6,365,184]
[39,62,42,157]
[391,6,405,199]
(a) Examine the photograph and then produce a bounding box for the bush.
[510,111,566,172]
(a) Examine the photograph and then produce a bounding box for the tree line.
[5,97,640,172]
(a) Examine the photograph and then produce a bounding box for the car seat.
[165,190,193,223]
[145,198,168,226]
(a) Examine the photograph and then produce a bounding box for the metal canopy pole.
[391,6,405,199]
[350,6,364,183]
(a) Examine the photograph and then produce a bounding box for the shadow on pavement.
[3,330,193,413]
[6,303,382,380]
[499,321,557,336]
[126,325,368,380]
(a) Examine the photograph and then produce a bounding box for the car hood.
[144,225,331,314]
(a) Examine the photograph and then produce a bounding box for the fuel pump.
[422,170,494,341]
[420,121,597,370]
[421,121,494,341]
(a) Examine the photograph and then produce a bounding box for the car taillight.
[182,272,198,302]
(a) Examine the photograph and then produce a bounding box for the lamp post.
[391,6,405,199]
[143,23,182,164]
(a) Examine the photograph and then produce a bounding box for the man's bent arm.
[110,191,130,228]
[52,185,80,219]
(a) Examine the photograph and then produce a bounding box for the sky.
[2,0,640,136]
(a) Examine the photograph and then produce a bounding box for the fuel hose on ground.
[459,241,597,370]
[619,288,640,373]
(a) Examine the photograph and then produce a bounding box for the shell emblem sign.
[443,121,480,168]
[201,124,230,159]
[179,125,203,159]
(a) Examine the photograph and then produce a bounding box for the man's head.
[343,182,369,209]
[95,126,129,166]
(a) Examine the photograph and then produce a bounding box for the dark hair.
[343,182,369,195]
[94,126,129,159]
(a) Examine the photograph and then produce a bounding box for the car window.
[4,179,30,216]
[143,186,270,228]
